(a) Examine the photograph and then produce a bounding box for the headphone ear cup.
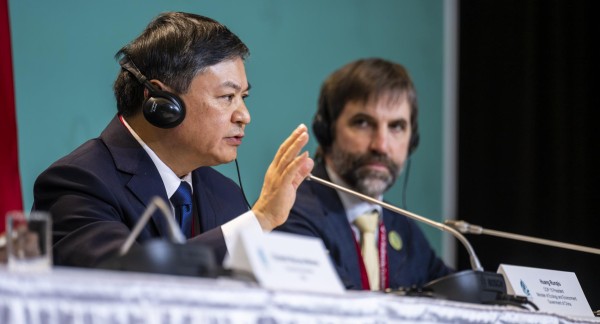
[312,113,332,148]
[143,90,186,129]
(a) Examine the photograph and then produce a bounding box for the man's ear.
[144,80,169,99]
[149,79,171,92]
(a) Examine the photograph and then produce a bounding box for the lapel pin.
[388,230,403,251]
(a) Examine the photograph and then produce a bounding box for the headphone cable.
[401,158,411,209]
[234,158,252,210]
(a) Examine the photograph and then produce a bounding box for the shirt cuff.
[221,210,263,256]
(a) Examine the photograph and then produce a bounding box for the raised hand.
[252,124,314,231]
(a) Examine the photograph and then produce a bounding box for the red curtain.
[0,0,23,234]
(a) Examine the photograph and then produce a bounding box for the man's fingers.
[283,151,314,189]
[272,124,308,168]
[253,125,313,231]
[292,153,314,189]
[276,132,309,172]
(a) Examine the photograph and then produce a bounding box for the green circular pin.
[388,230,403,251]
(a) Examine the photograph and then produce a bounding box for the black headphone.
[312,104,420,155]
[118,56,186,128]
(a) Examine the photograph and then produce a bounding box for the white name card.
[498,264,594,317]
[227,229,345,295]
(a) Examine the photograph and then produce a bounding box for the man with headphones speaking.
[32,12,313,268]
[275,58,452,291]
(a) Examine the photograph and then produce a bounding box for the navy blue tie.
[170,181,193,238]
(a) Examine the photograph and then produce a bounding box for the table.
[1,266,598,323]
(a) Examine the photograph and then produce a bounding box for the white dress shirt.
[325,164,383,243]
[120,117,263,255]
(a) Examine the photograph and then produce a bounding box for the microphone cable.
[486,293,539,311]
[234,158,252,209]
[401,158,412,209]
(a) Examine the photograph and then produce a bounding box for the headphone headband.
[118,56,186,128]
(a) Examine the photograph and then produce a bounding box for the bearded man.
[275,58,452,291]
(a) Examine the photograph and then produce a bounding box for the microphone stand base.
[97,239,219,278]
[424,270,507,304]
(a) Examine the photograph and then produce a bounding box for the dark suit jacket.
[33,116,249,267]
[275,161,453,290]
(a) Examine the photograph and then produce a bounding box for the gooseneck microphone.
[445,220,600,255]
[307,174,510,304]
[307,174,483,271]
[120,197,185,256]
[97,197,218,277]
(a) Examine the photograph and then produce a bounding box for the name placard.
[227,229,345,295]
[498,264,594,317]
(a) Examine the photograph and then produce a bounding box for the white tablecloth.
[0,266,598,323]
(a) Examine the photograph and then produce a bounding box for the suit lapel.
[191,170,216,232]
[100,115,171,237]
[382,209,408,287]
[313,163,364,289]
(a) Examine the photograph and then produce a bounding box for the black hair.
[313,58,420,157]
[113,12,250,116]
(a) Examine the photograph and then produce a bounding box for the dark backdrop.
[457,0,600,309]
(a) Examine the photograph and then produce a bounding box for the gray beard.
[329,148,400,198]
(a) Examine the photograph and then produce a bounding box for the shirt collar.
[120,116,192,198]
[325,164,383,224]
